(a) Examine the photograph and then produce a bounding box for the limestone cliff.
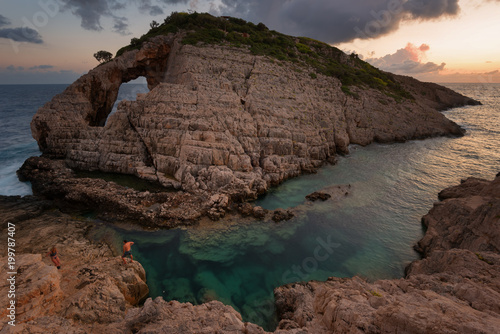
[29,15,478,214]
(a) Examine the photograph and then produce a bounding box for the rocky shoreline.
[1,174,499,333]
[22,30,480,226]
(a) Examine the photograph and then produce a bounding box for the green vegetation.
[116,12,413,101]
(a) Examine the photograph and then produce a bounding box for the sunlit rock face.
[30,32,476,203]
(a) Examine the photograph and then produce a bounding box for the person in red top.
[122,240,135,264]
[47,246,61,269]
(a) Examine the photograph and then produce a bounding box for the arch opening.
[104,76,150,126]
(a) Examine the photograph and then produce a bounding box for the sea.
[1,83,499,329]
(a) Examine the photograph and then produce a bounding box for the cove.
[90,140,450,330]
[89,84,500,330]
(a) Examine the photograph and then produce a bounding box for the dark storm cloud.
[214,0,462,43]
[0,27,44,43]
[62,0,111,31]
[0,14,11,27]
[403,0,460,19]
[61,0,188,33]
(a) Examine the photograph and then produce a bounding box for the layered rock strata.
[27,33,479,219]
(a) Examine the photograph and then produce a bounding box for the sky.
[0,0,499,84]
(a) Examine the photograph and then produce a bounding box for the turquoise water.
[93,84,500,329]
[3,83,499,330]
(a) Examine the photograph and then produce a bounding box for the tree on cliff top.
[94,50,113,64]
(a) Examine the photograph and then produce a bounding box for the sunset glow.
[0,0,499,84]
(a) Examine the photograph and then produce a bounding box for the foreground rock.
[23,23,479,222]
[274,174,500,333]
[0,196,149,333]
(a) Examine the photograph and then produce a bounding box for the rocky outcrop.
[273,174,500,333]
[25,31,479,222]
[0,196,149,331]
[305,191,331,201]
[416,176,500,256]
[17,156,206,227]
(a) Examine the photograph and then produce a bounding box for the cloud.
[62,0,111,31]
[137,0,165,16]
[366,43,446,74]
[0,14,11,27]
[61,0,189,34]
[212,0,463,43]
[6,65,25,71]
[112,16,131,35]
[0,14,44,44]
[29,65,55,70]
[427,69,500,83]
[0,27,44,43]
[403,0,460,19]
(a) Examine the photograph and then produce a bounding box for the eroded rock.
[24,33,479,224]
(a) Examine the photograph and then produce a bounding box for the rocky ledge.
[22,21,479,224]
[1,174,498,333]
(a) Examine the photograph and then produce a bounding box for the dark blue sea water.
[1,83,499,329]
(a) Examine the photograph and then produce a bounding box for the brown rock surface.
[23,31,479,223]
[0,196,149,332]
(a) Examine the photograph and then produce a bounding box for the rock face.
[0,196,149,332]
[273,174,500,333]
[27,32,478,218]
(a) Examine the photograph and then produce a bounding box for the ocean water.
[0,83,149,196]
[2,83,499,329]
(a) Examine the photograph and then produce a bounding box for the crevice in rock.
[125,108,156,172]
[243,56,257,99]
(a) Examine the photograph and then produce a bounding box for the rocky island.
[19,13,479,227]
[2,12,498,334]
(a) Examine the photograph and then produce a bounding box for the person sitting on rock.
[47,246,61,269]
[122,240,135,264]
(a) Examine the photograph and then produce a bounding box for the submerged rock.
[272,208,295,222]
[305,191,331,201]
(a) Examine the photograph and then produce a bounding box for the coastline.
[1,173,499,333]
